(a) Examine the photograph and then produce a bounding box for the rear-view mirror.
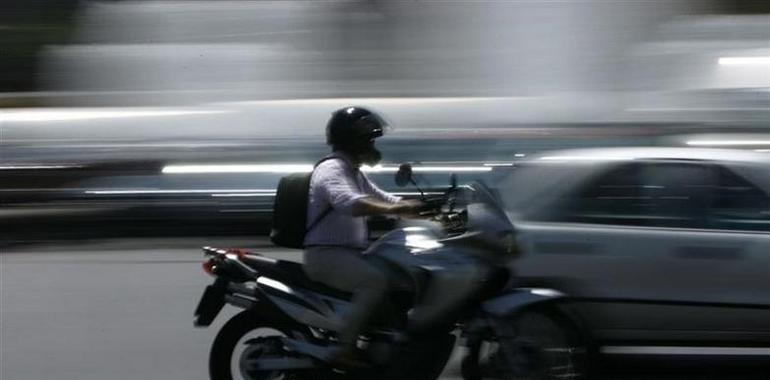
[395,163,413,187]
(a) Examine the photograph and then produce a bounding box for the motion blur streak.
[3,108,229,122]
[0,165,81,170]
[3,1,770,378]
[162,164,315,174]
[687,140,770,146]
[211,193,275,198]
[162,164,492,174]
[539,156,630,162]
[84,189,274,195]
[718,57,770,66]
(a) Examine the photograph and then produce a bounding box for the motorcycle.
[194,164,587,380]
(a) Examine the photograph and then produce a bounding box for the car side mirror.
[395,163,413,187]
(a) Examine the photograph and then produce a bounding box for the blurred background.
[2,2,770,380]
[2,0,769,243]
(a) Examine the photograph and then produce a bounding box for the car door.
[514,160,770,344]
[686,164,770,343]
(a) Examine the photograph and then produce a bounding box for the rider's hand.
[391,199,426,217]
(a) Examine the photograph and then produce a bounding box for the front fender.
[482,288,565,317]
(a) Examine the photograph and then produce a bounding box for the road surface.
[1,238,766,380]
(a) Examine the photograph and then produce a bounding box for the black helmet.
[326,106,389,151]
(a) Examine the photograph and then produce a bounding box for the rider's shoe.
[328,347,369,370]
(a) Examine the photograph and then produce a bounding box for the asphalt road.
[1,238,472,380]
[1,238,767,380]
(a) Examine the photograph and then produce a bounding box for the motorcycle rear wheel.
[209,310,323,380]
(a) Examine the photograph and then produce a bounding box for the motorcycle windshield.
[462,181,517,256]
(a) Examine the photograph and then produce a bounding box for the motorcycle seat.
[244,256,353,301]
[303,279,354,301]
[273,260,354,301]
[236,251,354,301]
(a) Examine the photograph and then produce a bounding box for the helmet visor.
[354,112,391,140]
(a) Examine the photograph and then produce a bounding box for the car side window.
[540,163,646,225]
[547,162,715,229]
[708,167,770,232]
[640,163,716,228]
[557,163,647,225]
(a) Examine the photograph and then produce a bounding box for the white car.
[498,147,770,358]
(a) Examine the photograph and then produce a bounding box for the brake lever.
[448,173,458,212]
[447,189,456,213]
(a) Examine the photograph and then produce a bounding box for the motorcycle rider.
[303,106,422,367]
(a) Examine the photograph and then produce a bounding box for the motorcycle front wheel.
[462,309,588,380]
[208,310,323,380]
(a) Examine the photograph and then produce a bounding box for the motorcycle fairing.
[256,275,349,332]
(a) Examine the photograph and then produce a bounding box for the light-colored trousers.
[303,246,389,348]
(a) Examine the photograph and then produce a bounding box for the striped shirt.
[303,152,401,249]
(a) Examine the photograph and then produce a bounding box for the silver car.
[498,147,770,359]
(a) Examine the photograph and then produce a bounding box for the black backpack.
[269,157,338,249]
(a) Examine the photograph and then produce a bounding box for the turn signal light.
[202,260,216,276]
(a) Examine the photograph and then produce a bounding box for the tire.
[208,310,320,380]
[463,309,588,380]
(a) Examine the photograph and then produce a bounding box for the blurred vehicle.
[498,147,770,359]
